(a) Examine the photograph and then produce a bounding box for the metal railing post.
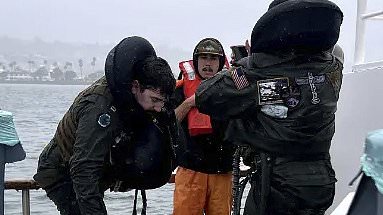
[354,0,367,66]
[354,0,383,68]
[1,146,5,215]
[21,189,30,215]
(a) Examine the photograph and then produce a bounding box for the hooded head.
[105,36,175,111]
[268,0,289,10]
[250,0,343,54]
[192,38,226,79]
[105,36,156,105]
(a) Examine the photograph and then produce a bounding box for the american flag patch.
[230,67,249,90]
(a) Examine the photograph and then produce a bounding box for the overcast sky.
[1,0,382,70]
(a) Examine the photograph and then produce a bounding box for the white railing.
[354,0,383,67]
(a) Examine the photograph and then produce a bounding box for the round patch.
[283,84,301,109]
[98,113,111,128]
[285,97,300,108]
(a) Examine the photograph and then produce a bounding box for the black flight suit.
[195,51,343,215]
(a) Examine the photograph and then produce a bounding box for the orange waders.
[173,167,233,215]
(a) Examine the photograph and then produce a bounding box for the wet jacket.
[195,51,343,156]
[174,85,235,174]
[34,77,175,214]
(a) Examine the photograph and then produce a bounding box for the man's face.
[131,81,166,113]
[197,54,220,79]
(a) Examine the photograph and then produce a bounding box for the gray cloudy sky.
[1,0,383,70]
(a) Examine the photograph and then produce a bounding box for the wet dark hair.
[133,56,176,97]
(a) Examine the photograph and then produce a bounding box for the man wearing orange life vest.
[172,38,235,215]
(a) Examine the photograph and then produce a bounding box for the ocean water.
[1,83,248,215]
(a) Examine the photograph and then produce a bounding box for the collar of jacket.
[249,51,333,68]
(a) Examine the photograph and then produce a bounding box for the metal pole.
[362,10,383,19]
[354,0,367,66]
[0,145,5,215]
[21,190,30,215]
[378,191,383,214]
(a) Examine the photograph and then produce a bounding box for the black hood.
[105,36,156,107]
[250,0,343,54]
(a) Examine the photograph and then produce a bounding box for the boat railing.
[4,170,250,215]
[4,180,38,215]
[354,0,383,68]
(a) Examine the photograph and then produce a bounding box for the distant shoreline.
[0,80,91,86]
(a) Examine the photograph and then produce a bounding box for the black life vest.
[110,119,174,190]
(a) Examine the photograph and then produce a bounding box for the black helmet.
[192,38,226,78]
[105,36,156,106]
[194,38,224,56]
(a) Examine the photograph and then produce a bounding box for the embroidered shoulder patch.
[98,113,111,128]
[230,67,249,90]
[295,74,325,85]
[257,77,289,105]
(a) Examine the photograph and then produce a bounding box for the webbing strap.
[132,189,138,215]
[141,190,147,215]
[132,189,147,215]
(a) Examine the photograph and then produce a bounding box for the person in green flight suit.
[34,36,178,215]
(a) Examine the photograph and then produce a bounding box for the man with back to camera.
[34,36,178,215]
[172,38,235,215]
[194,0,344,214]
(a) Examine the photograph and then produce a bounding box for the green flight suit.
[34,77,176,215]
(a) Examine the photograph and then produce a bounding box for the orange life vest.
[178,60,213,136]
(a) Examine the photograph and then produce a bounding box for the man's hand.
[185,94,196,107]
[175,94,195,122]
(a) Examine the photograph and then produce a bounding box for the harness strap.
[141,190,147,215]
[132,189,138,215]
[232,147,241,215]
[132,189,147,215]
[232,146,254,215]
